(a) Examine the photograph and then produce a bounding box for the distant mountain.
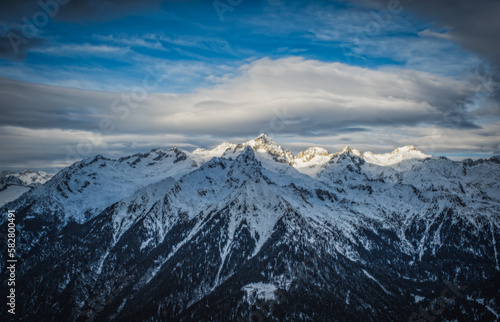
[1,135,499,321]
[0,170,53,207]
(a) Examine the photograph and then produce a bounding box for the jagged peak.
[82,154,108,165]
[328,145,362,158]
[215,142,238,151]
[364,145,427,156]
[238,145,256,157]
[193,142,239,158]
[234,146,261,166]
[363,145,430,166]
[242,134,294,163]
[340,145,352,153]
[364,145,424,156]
[245,134,280,147]
[197,156,227,170]
[256,133,270,140]
[19,169,38,174]
[191,134,294,164]
[295,147,330,162]
[391,145,416,154]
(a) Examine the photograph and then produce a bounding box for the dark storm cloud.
[0,29,46,60]
[404,0,500,71]
[0,0,163,23]
[346,0,500,129]
[50,0,164,21]
[0,1,154,61]
[0,0,181,60]
[352,0,500,81]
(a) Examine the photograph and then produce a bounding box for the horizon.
[1,133,499,173]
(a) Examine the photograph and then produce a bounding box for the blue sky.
[0,0,499,170]
[0,0,481,91]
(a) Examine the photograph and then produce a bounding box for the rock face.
[296,147,330,161]
[0,136,499,321]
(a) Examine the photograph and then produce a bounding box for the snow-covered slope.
[363,145,431,166]
[1,147,208,225]
[293,147,331,176]
[1,135,499,321]
[194,134,431,176]
[192,142,238,159]
[194,134,294,165]
[5,170,53,185]
[0,185,31,208]
[0,170,54,207]
[291,144,429,176]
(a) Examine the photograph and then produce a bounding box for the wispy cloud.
[33,43,129,56]
[93,34,165,50]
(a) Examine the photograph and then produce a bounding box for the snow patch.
[362,269,393,295]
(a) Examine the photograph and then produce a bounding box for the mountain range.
[1,134,499,321]
[0,170,53,207]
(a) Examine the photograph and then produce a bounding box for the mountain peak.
[340,145,352,154]
[243,134,294,163]
[198,136,431,173]
[363,145,430,166]
[7,132,499,322]
[256,133,270,140]
[296,147,330,161]
[391,145,416,153]
[334,146,362,157]
[234,146,261,166]
[247,133,278,146]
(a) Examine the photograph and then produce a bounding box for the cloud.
[350,0,500,77]
[0,57,489,133]
[0,0,164,23]
[341,0,500,134]
[0,0,165,60]
[417,29,455,42]
[237,1,483,77]
[280,122,500,156]
[0,29,46,60]
[33,43,129,56]
[93,34,165,50]
[1,56,498,169]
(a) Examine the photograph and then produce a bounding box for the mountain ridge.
[0,134,499,321]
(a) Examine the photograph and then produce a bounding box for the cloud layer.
[1,57,498,169]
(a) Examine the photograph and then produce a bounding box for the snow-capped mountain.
[293,147,331,176]
[363,145,431,166]
[2,147,220,226]
[194,134,295,165]
[0,170,53,207]
[2,170,53,186]
[1,135,499,321]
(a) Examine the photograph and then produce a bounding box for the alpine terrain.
[0,171,53,208]
[1,134,499,321]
